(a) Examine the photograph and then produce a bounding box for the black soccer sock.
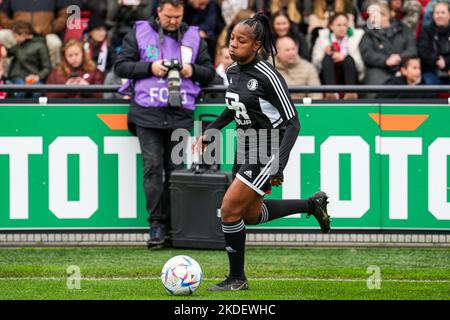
[222,218,246,279]
[256,199,315,224]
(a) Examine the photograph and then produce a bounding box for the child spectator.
[45,39,105,99]
[312,13,365,99]
[275,36,323,100]
[418,0,450,84]
[308,0,356,44]
[83,15,115,73]
[7,21,52,98]
[359,3,417,85]
[271,10,310,61]
[376,56,436,98]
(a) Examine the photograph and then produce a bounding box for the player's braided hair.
[239,12,278,66]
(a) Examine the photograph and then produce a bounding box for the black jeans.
[322,54,358,85]
[135,126,183,228]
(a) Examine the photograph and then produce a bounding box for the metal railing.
[0,84,449,94]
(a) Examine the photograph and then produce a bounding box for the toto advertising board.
[0,103,449,231]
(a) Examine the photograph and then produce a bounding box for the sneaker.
[147,225,166,248]
[308,191,331,234]
[208,276,249,291]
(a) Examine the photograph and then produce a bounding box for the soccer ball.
[161,255,202,295]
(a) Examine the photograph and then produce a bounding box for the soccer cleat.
[208,276,249,291]
[308,191,331,234]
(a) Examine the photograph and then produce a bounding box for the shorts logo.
[244,170,252,178]
[247,79,258,91]
[225,246,237,253]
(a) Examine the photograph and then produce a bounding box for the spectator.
[0,44,7,99]
[45,39,105,98]
[418,0,450,84]
[422,0,438,30]
[106,0,155,49]
[83,15,116,73]
[68,0,107,19]
[359,3,417,85]
[376,56,436,98]
[308,0,356,36]
[215,9,254,64]
[271,10,310,61]
[220,0,267,27]
[114,0,215,248]
[361,0,423,31]
[0,0,68,67]
[274,36,323,100]
[221,0,252,26]
[184,0,224,60]
[213,46,233,85]
[312,13,365,99]
[7,21,52,98]
[270,0,302,25]
[390,0,423,31]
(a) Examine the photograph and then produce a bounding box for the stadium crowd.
[0,0,448,100]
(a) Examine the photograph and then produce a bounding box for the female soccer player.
[194,13,331,291]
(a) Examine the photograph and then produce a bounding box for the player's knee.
[220,201,245,222]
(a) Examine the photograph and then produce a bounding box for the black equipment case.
[169,112,232,249]
[169,169,232,249]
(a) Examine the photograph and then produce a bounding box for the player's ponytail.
[240,12,278,66]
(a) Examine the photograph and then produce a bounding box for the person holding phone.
[312,13,365,99]
[45,39,105,98]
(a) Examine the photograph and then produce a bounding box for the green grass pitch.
[0,246,449,300]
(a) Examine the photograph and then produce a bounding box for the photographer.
[114,0,215,248]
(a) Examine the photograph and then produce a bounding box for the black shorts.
[232,154,276,196]
[231,128,281,196]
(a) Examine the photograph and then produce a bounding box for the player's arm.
[260,66,300,184]
[192,108,234,153]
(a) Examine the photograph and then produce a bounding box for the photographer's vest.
[126,21,201,110]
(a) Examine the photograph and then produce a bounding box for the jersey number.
[225,92,250,121]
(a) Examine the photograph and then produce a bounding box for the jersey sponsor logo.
[247,79,258,91]
[243,170,252,178]
[225,92,252,126]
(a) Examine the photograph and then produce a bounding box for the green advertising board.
[0,103,449,231]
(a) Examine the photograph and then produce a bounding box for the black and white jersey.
[225,56,297,129]
[205,55,301,177]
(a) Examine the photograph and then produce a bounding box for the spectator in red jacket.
[45,39,105,98]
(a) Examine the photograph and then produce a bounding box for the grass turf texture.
[0,247,449,300]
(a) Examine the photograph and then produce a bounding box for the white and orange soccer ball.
[161,255,202,295]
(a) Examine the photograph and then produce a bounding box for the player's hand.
[191,135,207,155]
[151,60,169,78]
[270,172,284,187]
[180,63,193,78]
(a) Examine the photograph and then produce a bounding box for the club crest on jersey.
[247,79,258,91]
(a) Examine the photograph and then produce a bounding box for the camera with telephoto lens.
[162,59,182,108]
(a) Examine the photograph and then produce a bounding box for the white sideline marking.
[0,277,449,283]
